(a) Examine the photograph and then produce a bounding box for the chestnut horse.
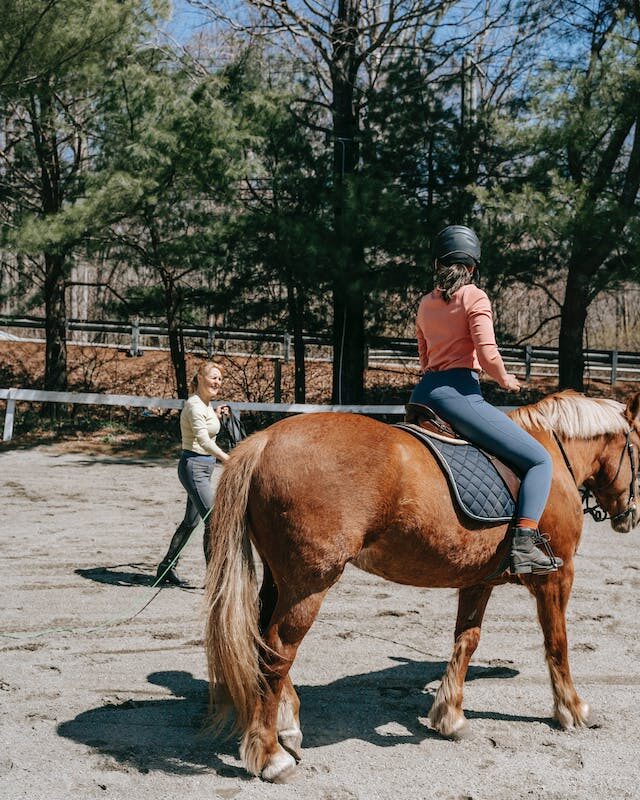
[204,391,640,782]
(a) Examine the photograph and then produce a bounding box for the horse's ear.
[624,392,640,427]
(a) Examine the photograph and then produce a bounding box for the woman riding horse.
[411,225,562,574]
[205,390,640,782]
[202,226,640,782]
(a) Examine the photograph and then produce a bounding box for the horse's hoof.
[428,706,469,739]
[261,748,297,783]
[449,720,472,741]
[278,728,303,761]
[555,700,590,730]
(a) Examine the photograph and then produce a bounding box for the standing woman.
[410,225,562,574]
[156,362,230,586]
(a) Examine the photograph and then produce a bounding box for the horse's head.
[587,392,640,533]
[513,390,640,534]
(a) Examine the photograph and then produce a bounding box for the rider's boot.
[156,522,191,586]
[156,560,188,586]
[509,527,563,575]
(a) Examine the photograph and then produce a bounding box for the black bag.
[220,408,247,449]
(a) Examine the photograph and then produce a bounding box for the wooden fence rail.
[2,315,640,383]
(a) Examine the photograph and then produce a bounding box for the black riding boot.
[156,561,186,586]
[510,527,563,575]
[203,526,212,567]
[156,523,191,586]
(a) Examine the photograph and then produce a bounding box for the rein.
[552,430,638,524]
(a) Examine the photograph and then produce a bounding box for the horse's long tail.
[204,430,270,734]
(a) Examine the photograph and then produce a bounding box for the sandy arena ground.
[1,445,640,800]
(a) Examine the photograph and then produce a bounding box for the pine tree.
[0,0,164,393]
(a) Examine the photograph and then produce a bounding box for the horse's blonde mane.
[510,391,629,439]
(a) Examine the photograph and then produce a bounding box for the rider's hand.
[503,374,521,392]
[215,404,230,419]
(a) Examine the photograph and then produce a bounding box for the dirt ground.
[1,444,640,800]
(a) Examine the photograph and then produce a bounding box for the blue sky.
[163,0,211,42]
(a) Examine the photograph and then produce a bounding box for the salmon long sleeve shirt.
[416,284,511,388]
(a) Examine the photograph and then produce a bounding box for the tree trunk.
[332,274,365,403]
[43,252,68,393]
[286,280,306,403]
[558,263,591,391]
[330,0,365,404]
[169,323,188,399]
[162,273,188,399]
[31,84,69,397]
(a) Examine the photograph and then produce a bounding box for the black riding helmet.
[434,225,481,268]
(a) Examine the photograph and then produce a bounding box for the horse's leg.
[428,583,494,738]
[241,589,328,782]
[530,565,590,728]
[258,562,278,635]
[257,564,303,760]
[277,676,302,761]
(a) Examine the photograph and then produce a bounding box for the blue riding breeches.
[410,369,552,523]
[177,451,215,523]
[160,451,216,566]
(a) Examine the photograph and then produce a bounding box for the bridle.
[552,430,638,524]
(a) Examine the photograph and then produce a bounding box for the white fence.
[0,388,407,442]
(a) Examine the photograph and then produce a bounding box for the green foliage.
[4,0,640,396]
[0,0,170,389]
[478,12,640,287]
[217,54,334,332]
[0,0,166,89]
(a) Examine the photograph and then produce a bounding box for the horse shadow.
[56,670,245,777]
[296,656,536,749]
[57,659,537,776]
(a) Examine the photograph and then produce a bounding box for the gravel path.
[1,446,639,800]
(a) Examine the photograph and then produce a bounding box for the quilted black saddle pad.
[394,423,516,523]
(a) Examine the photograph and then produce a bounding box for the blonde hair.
[190,361,224,393]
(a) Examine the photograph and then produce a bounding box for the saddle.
[397,403,521,523]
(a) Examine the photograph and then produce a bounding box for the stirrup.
[509,554,560,575]
[532,530,564,571]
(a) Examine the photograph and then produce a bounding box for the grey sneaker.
[510,528,563,575]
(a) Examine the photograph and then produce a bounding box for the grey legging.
[160,451,215,567]
[410,368,552,523]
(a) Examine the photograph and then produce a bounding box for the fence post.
[273,359,282,402]
[525,345,532,381]
[207,315,215,358]
[364,344,370,370]
[611,349,618,385]
[129,316,141,357]
[283,333,291,364]
[3,387,17,442]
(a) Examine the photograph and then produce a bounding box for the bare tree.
[195,0,482,401]
[194,0,559,400]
